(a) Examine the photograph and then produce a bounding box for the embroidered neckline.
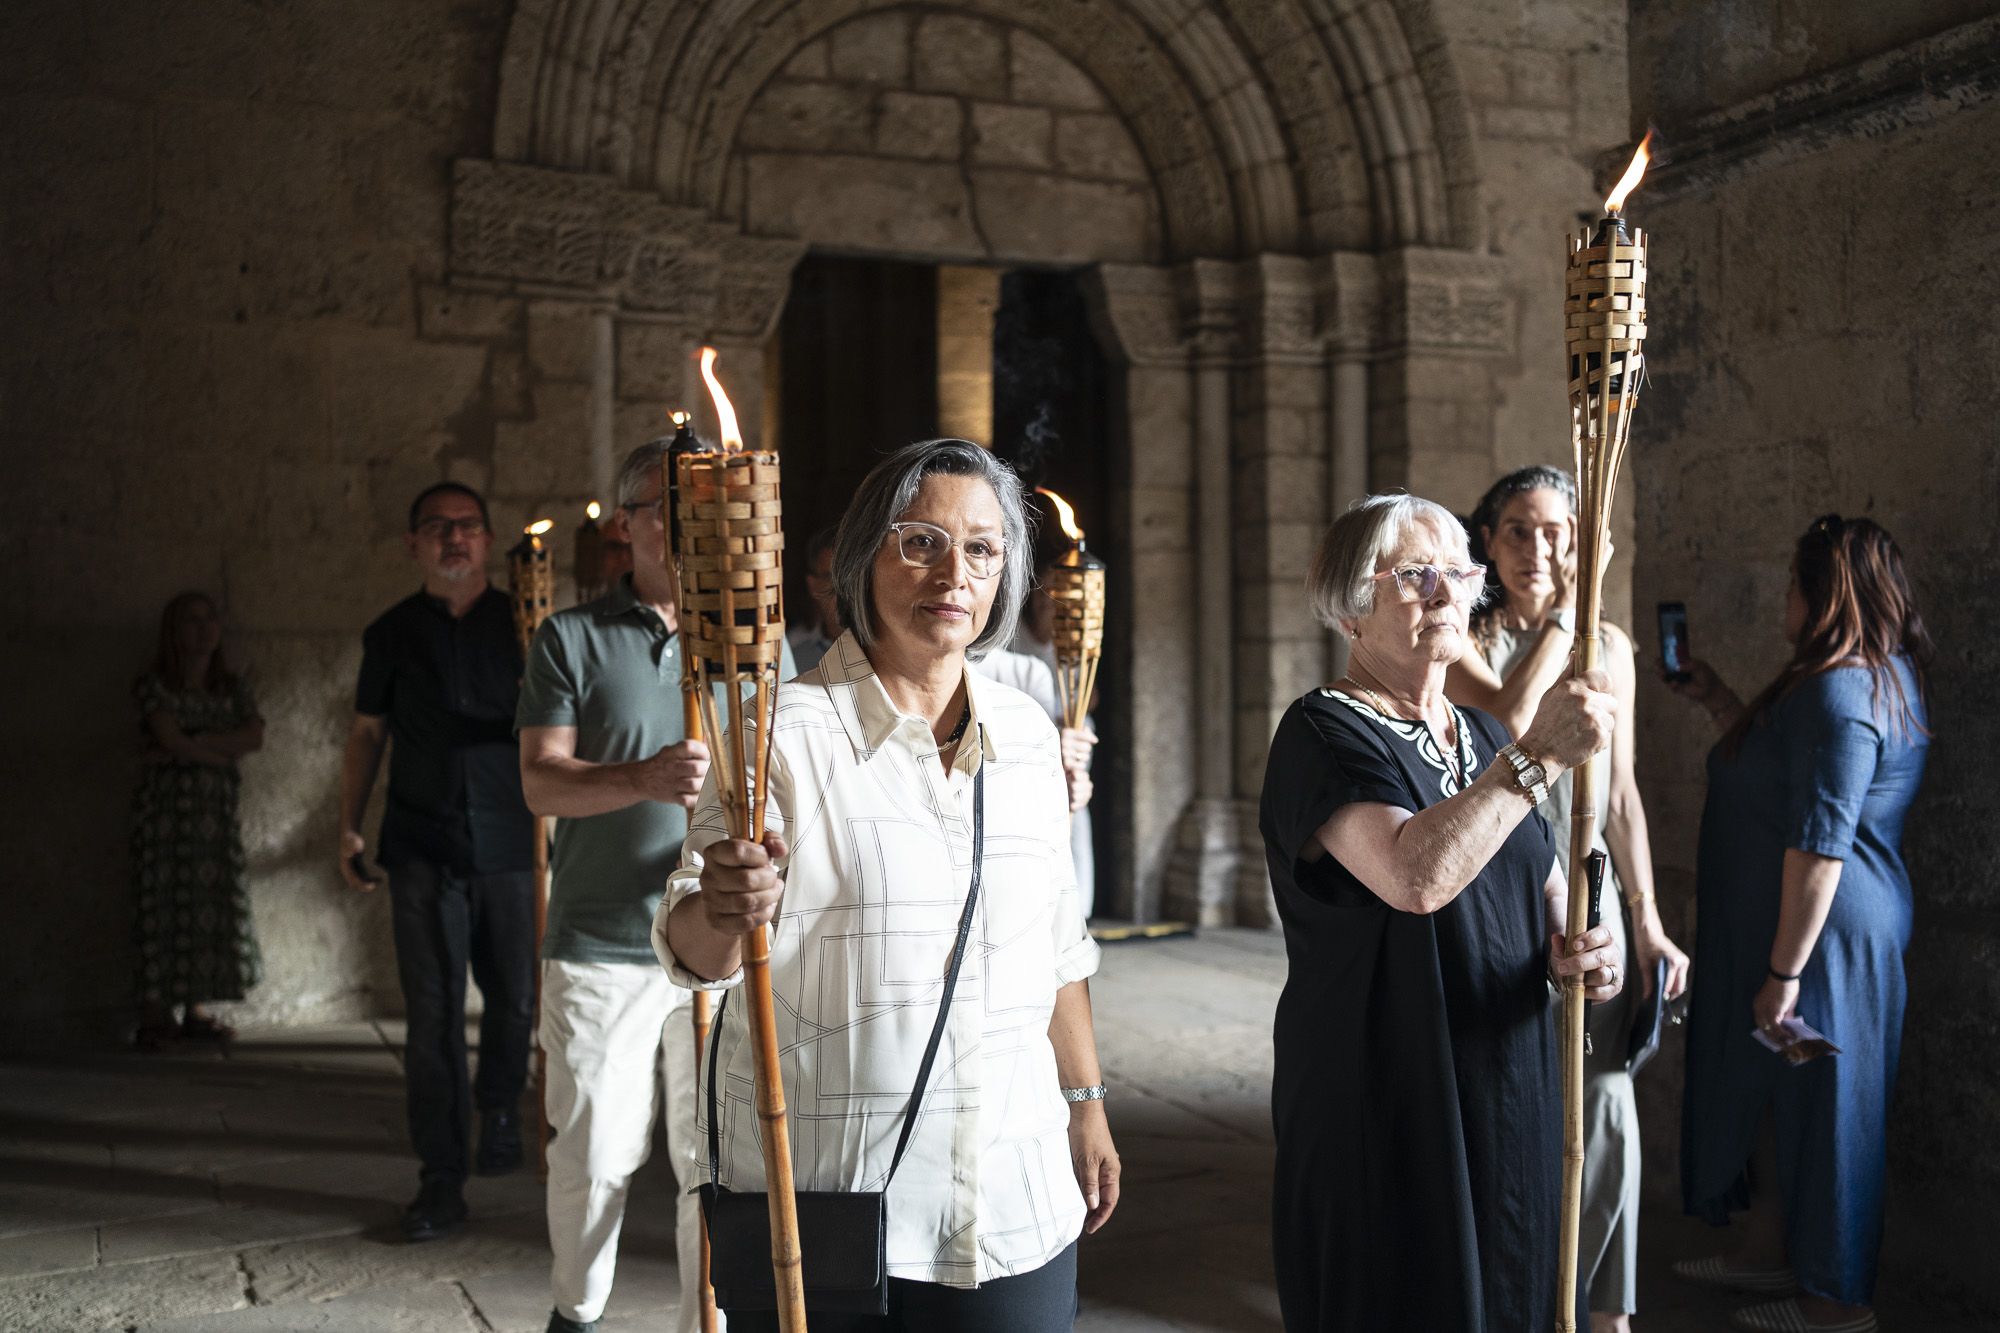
[1318,687,1481,798]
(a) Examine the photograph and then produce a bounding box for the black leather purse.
[698,766,984,1315]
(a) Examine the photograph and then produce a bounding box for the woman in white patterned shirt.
[656,439,1118,1332]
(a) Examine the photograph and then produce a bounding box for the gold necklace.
[1338,674,1463,784]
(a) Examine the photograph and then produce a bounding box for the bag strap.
[707,762,986,1190]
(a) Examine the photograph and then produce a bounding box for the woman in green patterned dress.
[132,591,264,1048]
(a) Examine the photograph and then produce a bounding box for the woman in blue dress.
[1667,515,1931,1333]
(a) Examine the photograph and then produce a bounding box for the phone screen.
[1658,601,1691,682]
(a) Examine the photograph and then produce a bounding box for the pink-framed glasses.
[1369,563,1487,604]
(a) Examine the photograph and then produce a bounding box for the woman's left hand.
[1549,925,1623,1002]
[1633,925,1690,1001]
[1752,975,1800,1038]
[1067,1105,1121,1234]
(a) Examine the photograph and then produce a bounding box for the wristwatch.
[1496,743,1551,806]
[1547,608,1576,635]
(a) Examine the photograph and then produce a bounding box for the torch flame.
[1036,487,1084,543]
[1603,129,1653,215]
[586,500,601,522]
[526,518,555,536]
[698,347,743,451]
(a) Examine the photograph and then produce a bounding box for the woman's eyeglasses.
[1370,563,1487,604]
[886,522,1006,579]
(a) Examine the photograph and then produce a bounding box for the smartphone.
[1658,601,1691,683]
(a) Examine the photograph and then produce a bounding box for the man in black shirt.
[338,482,537,1242]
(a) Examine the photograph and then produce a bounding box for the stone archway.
[446,0,1510,923]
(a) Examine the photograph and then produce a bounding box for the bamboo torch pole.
[507,518,558,1181]
[1555,133,1653,1333]
[677,349,807,1331]
[664,409,723,1333]
[1033,488,1106,733]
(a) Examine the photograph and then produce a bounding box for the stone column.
[937,266,999,445]
[1364,249,1511,510]
[1161,260,1258,926]
[1083,264,1199,924]
[1319,252,1381,680]
[590,307,616,503]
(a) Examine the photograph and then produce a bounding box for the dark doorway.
[991,268,1122,920]
[773,254,940,623]
[770,255,1124,917]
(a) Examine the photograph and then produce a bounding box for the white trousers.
[542,960,719,1331]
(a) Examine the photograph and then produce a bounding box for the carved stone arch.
[491,0,1475,257]
[646,0,1254,257]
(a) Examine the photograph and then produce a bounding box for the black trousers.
[725,1243,1077,1333]
[387,860,536,1185]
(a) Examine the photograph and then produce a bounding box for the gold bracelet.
[1624,890,1654,908]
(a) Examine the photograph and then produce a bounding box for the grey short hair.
[831,439,1032,661]
[614,436,675,508]
[1308,493,1474,630]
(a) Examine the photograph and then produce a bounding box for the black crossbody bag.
[698,766,984,1315]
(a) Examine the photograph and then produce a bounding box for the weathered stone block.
[1008,31,1105,109]
[738,79,876,154]
[782,38,830,79]
[488,348,531,420]
[969,169,1155,263]
[913,14,1006,98]
[493,380,593,497]
[744,153,983,258]
[416,284,521,344]
[615,321,699,403]
[970,102,1053,169]
[329,332,488,461]
[828,12,911,85]
[1480,104,1572,141]
[525,301,599,383]
[1054,113,1148,181]
[1506,47,1572,107]
[876,91,964,160]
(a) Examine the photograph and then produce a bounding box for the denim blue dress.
[1681,660,1928,1305]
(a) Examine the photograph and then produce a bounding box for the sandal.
[1730,1297,1878,1332]
[180,1014,236,1042]
[1673,1255,1798,1295]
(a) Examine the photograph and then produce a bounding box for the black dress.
[1260,688,1565,1333]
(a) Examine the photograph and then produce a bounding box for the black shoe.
[399,1180,467,1243]
[475,1108,524,1175]
[546,1311,598,1333]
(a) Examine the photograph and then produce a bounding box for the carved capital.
[1085,263,1188,369]
[1374,248,1511,356]
[449,159,802,335]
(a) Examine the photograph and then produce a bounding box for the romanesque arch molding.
[491,0,1478,256]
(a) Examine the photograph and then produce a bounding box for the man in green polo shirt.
[518,436,793,1333]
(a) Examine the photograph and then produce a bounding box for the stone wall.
[728,12,1159,265]
[1627,7,2000,1313]
[0,0,522,1037]
[5,0,1636,1029]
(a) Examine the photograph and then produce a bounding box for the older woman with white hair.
[1261,493,1624,1333]
[656,439,1115,1332]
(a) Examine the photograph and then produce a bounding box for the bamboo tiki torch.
[1034,488,1106,733]
[1555,131,1653,1333]
[507,518,558,1180]
[663,407,723,1333]
[676,348,806,1331]
[573,501,606,604]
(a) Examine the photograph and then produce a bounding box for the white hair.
[1307,493,1473,630]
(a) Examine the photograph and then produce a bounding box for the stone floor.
[0,929,1985,1331]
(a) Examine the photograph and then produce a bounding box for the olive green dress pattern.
[131,673,263,1006]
